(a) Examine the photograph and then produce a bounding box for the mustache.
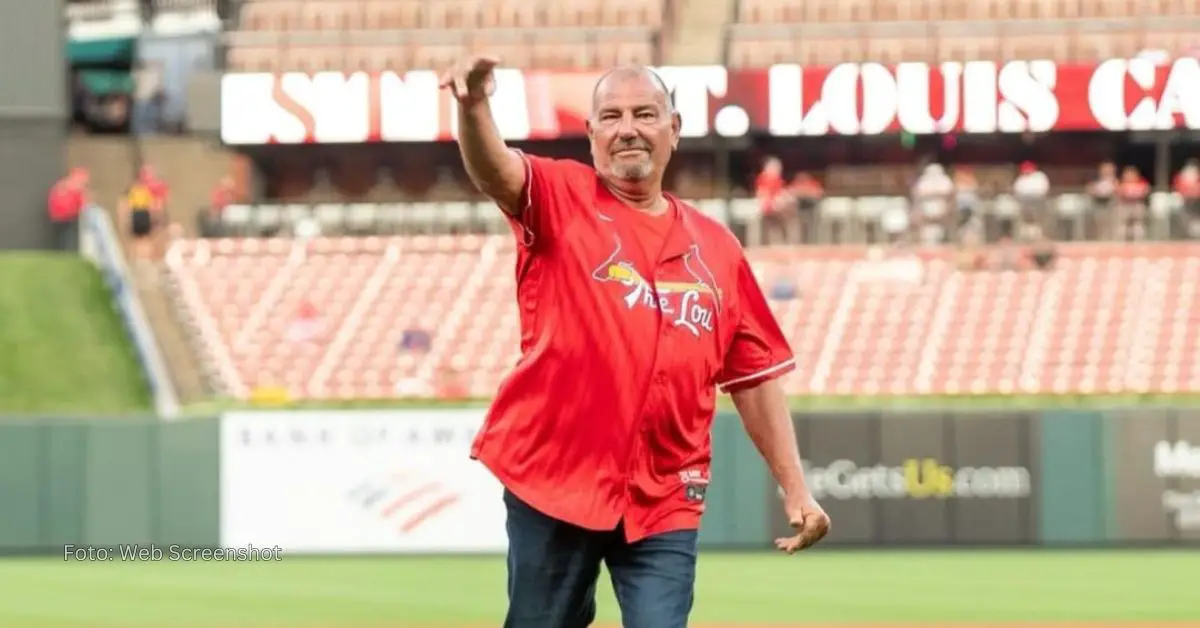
[612,141,651,153]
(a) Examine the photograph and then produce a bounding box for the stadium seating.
[165,235,1200,400]
[224,0,664,71]
[727,3,1200,67]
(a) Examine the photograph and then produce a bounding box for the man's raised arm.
[440,56,526,214]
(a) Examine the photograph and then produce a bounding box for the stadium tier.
[165,234,1200,401]
[226,0,663,71]
[216,0,1200,72]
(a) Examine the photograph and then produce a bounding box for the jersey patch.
[591,235,723,339]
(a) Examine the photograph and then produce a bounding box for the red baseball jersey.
[470,151,796,542]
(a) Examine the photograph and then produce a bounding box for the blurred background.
[0,0,1198,626]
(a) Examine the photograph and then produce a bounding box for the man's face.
[587,73,680,184]
[1100,162,1115,178]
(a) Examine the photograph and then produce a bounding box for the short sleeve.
[716,257,796,394]
[505,149,576,249]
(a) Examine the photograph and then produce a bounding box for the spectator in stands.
[399,329,433,353]
[119,173,163,263]
[1012,161,1050,241]
[284,300,325,344]
[139,165,173,255]
[754,156,797,245]
[953,167,980,237]
[47,168,90,251]
[910,163,954,245]
[788,172,823,244]
[1086,161,1119,239]
[200,176,238,237]
[139,165,169,207]
[1115,166,1150,241]
[1173,159,1200,238]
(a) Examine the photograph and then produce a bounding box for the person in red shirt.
[1115,165,1150,242]
[134,164,172,257]
[441,58,830,628]
[139,165,169,205]
[48,168,90,251]
[1174,159,1200,238]
[789,171,824,243]
[753,156,797,245]
[201,176,238,237]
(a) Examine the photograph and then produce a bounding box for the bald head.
[591,66,674,116]
[586,65,681,187]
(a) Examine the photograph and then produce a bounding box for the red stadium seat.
[226,0,664,70]
[165,235,1200,401]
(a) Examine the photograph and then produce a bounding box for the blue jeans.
[502,489,698,628]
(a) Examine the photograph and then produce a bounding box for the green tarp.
[78,69,135,96]
[67,37,136,67]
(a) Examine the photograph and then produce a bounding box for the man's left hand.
[774,491,830,554]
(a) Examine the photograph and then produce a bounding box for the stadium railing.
[80,205,181,419]
[204,191,1191,244]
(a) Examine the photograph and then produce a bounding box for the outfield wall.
[0,409,1197,554]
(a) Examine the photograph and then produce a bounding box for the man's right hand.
[439,56,500,105]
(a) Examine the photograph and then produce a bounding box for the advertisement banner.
[1111,410,1200,542]
[219,58,1200,144]
[219,409,506,553]
[770,412,1038,545]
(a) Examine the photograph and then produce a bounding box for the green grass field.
[0,254,150,415]
[0,551,1197,626]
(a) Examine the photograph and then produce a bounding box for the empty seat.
[166,232,1200,401]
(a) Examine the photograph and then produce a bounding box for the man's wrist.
[777,467,811,500]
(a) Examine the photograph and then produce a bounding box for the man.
[48,168,90,251]
[135,165,171,258]
[1173,159,1200,238]
[1115,165,1149,242]
[202,175,239,237]
[1012,161,1050,240]
[911,162,954,244]
[753,156,796,245]
[1086,161,1118,239]
[789,171,823,244]
[440,57,830,628]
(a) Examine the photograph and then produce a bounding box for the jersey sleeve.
[504,149,574,249]
[716,256,796,394]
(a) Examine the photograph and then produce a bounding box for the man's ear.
[586,117,595,140]
[671,111,682,149]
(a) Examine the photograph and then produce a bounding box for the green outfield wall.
[0,409,1197,554]
[0,419,220,554]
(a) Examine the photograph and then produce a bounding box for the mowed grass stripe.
[0,253,150,415]
[0,551,1196,625]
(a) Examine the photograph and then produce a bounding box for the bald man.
[440,59,830,628]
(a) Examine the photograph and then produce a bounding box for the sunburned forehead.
[591,67,673,115]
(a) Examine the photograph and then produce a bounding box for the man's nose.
[616,113,637,138]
